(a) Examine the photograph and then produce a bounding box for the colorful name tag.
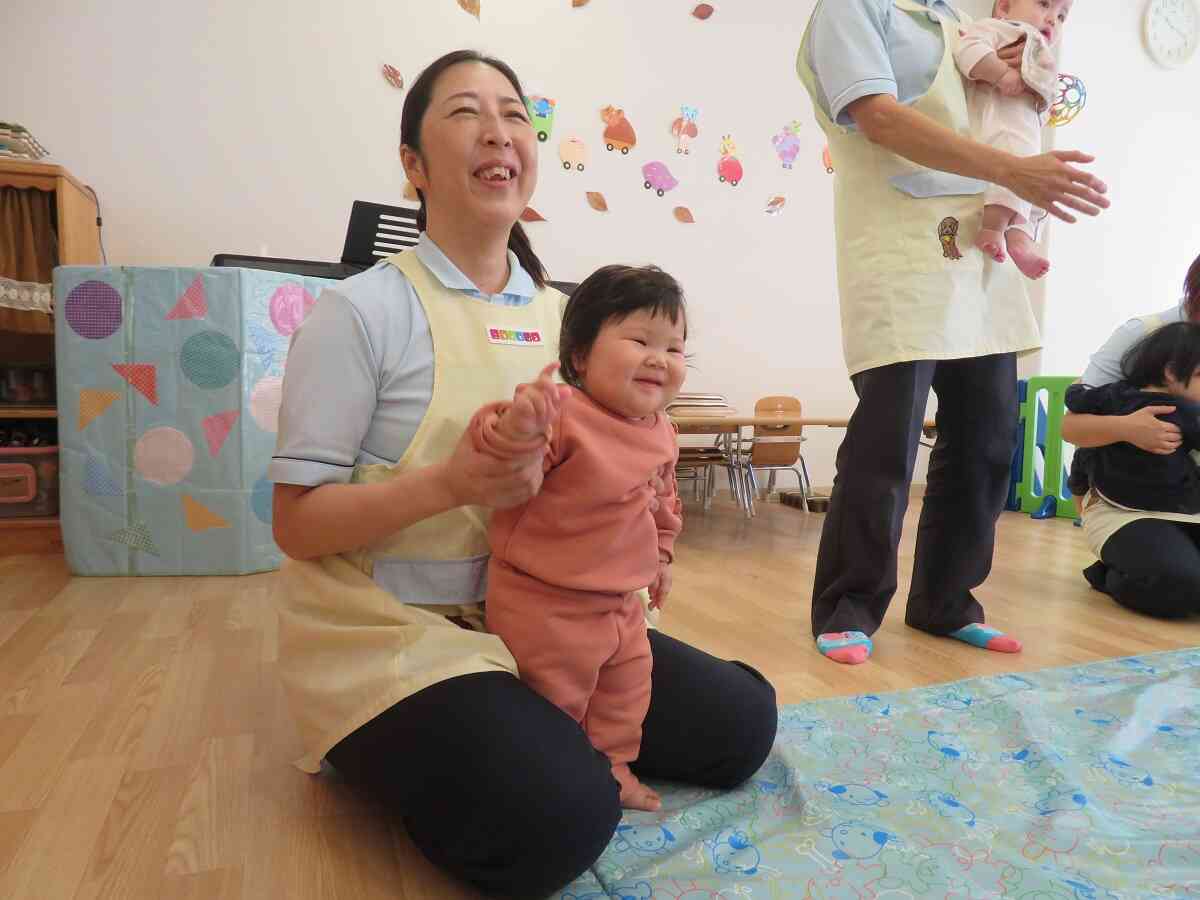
[487,327,543,346]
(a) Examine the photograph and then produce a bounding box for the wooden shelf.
[0,516,59,530]
[0,406,57,420]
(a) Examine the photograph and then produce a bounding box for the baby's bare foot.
[975,229,1006,263]
[1006,229,1050,280]
[613,764,662,812]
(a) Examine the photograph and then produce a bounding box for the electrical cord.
[83,184,107,264]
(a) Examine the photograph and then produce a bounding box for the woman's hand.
[996,36,1026,69]
[1002,151,1110,223]
[1122,406,1184,455]
[438,424,547,510]
[995,69,1027,98]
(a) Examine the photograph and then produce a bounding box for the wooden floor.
[1,497,1197,899]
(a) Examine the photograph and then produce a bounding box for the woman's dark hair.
[1185,252,1200,322]
[558,265,687,388]
[400,50,547,288]
[1121,321,1200,389]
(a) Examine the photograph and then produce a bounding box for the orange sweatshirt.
[471,386,682,595]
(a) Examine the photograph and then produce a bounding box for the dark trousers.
[1094,518,1200,618]
[326,630,777,899]
[811,353,1018,638]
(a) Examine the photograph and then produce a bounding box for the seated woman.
[1063,253,1200,618]
[270,49,777,899]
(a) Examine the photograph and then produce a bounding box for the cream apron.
[1080,310,1200,556]
[798,0,1041,377]
[277,251,564,773]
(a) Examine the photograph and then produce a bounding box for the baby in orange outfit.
[471,264,687,811]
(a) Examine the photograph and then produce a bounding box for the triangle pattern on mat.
[202,409,239,457]
[106,521,161,556]
[83,455,123,496]
[182,494,231,532]
[112,363,158,405]
[166,275,207,320]
[78,389,121,430]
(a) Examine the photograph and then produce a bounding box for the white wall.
[1041,3,1200,377]
[2,0,1196,487]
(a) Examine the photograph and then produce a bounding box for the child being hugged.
[470,264,688,811]
[1069,322,1200,618]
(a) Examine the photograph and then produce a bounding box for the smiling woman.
[397,50,545,294]
[268,50,777,899]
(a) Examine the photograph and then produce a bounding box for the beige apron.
[1079,311,1200,556]
[798,0,1041,376]
[277,251,564,773]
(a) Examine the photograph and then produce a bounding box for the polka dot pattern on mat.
[250,376,283,433]
[269,283,316,337]
[251,475,273,524]
[65,281,123,339]
[134,427,195,485]
[180,331,240,389]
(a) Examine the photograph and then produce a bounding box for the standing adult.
[798,0,1110,664]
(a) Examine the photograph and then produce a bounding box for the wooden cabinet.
[0,159,101,266]
[1,160,101,555]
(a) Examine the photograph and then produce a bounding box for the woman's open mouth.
[474,164,517,186]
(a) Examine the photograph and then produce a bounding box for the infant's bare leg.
[976,204,1016,263]
[1005,227,1051,280]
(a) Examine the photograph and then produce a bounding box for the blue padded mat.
[560,649,1200,899]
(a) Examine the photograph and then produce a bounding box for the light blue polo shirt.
[1081,303,1187,387]
[806,0,961,127]
[270,233,537,487]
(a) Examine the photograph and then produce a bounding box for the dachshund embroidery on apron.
[938,216,964,260]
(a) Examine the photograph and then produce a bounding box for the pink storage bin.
[0,446,60,518]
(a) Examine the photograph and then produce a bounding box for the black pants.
[326,630,777,899]
[1092,518,1200,618]
[812,353,1018,638]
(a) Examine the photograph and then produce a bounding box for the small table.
[671,414,807,516]
[671,414,806,433]
[669,414,939,516]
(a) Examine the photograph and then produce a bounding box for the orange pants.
[485,559,652,772]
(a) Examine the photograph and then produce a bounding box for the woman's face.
[403,62,538,232]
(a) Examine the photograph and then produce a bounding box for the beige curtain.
[0,186,57,334]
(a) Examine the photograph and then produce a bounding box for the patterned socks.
[817,624,1022,663]
[816,631,873,665]
[948,623,1023,654]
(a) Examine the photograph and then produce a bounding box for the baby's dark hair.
[558,265,687,388]
[1121,321,1200,389]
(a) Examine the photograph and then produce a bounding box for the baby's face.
[575,308,687,420]
[999,0,1072,45]
[1167,366,1200,405]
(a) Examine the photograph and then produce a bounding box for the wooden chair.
[741,396,811,513]
[670,393,749,513]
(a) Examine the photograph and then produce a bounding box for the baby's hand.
[997,68,1026,98]
[504,363,571,441]
[649,560,673,611]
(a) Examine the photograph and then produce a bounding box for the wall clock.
[1144,0,1199,68]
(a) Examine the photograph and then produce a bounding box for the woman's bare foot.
[975,229,1006,263]
[613,764,662,811]
[1006,228,1050,280]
